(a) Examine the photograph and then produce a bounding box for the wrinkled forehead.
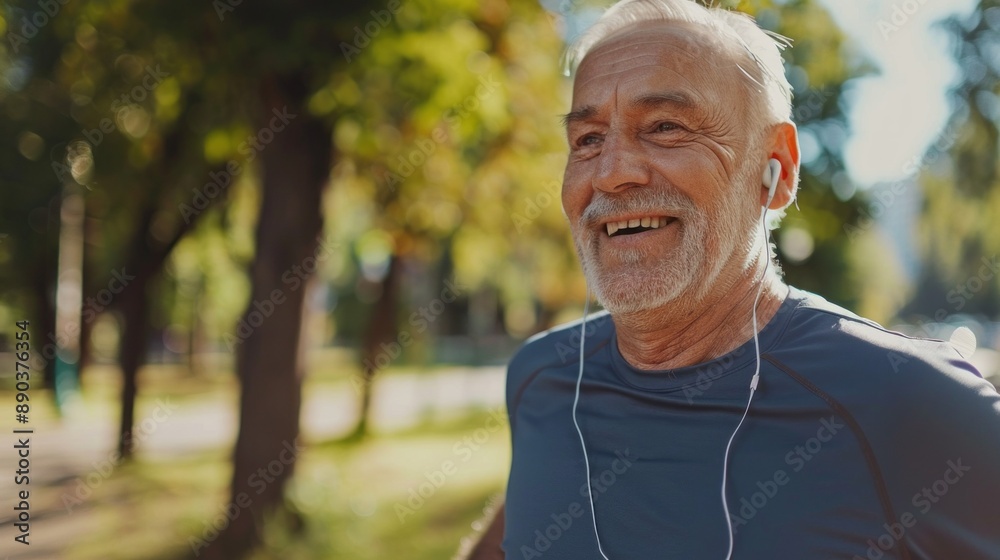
[572,21,751,115]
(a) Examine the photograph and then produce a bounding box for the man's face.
[563,21,764,314]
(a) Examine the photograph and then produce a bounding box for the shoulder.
[773,286,984,386]
[777,290,1000,553]
[505,310,614,403]
[771,287,998,448]
[508,309,613,378]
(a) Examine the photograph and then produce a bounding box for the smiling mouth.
[605,216,676,237]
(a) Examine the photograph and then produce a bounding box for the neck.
[612,267,789,371]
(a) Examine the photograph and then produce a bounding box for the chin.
[584,256,699,315]
[575,226,709,314]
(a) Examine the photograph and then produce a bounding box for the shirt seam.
[508,336,611,434]
[764,354,913,560]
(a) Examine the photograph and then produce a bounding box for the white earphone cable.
[572,287,612,560]
[576,160,780,560]
[721,201,771,560]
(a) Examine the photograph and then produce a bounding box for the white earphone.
[763,157,781,208]
[720,157,781,559]
[573,158,782,560]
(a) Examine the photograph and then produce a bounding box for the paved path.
[0,367,506,560]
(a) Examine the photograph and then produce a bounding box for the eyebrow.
[561,91,697,129]
[561,105,596,128]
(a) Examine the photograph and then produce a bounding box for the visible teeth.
[606,217,671,236]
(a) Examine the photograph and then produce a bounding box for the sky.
[817,0,980,186]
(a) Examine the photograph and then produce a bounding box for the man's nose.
[592,132,651,193]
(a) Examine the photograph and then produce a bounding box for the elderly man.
[465,0,1000,559]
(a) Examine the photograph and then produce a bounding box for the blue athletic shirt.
[503,286,1000,559]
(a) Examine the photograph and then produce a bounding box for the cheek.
[560,189,575,232]
[563,192,593,239]
[561,174,588,219]
[657,140,740,196]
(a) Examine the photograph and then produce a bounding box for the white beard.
[573,164,761,315]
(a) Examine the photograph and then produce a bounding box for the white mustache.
[580,189,696,230]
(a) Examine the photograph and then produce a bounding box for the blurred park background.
[1,0,999,558]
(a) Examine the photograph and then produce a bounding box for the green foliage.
[327,0,873,342]
[324,0,578,340]
[903,0,1000,318]
[0,0,875,349]
[0,1,898,557]
[750,0,874,309]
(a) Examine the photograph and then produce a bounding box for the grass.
[60,408,509,560]
[0,351,509,560]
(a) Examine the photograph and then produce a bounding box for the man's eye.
[655,122,679,132]
[578,134,601,146]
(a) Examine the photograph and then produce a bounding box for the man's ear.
[760,121,800,211]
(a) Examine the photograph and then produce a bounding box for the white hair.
[565,0,794,131]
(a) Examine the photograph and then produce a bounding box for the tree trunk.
[113,170,222,459]
[203,73,332,560]
[113,202,159,461]
[109,99,215,459]
[77,206,98,378]
[351,254,401,440]
[77,306,94,377]
[116,274,149,458]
